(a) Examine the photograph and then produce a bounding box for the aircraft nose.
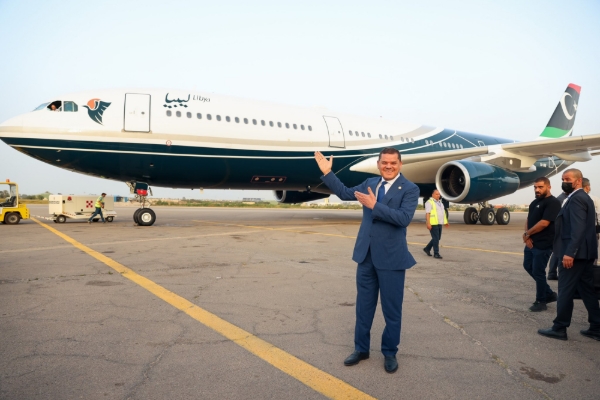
[0,115,23,129]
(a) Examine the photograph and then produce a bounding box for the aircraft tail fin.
[539,83,581,139]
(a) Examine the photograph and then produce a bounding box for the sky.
[1,0,599,205]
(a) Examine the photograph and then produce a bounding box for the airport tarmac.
[1,205,599,399]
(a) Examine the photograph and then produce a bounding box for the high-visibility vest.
[95,196,104,208]
[428,198,448,225]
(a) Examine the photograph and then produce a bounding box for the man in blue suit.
[538,168,600,341]
[314,147,419,373]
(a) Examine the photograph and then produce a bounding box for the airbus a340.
[1,84,599,226]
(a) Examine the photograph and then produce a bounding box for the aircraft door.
[124,93,151,132]
[323,116,345,148]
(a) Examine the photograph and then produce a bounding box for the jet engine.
[435,161,519,204]
[274,190,330,204]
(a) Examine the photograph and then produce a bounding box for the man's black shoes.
[580,329,600,341]
[547,274,558,280]
[384,355,398,373]
[423,248,431,257]
[529,301,547,312]
[343,351,369,366]
[545,292,558,303]
[538,327,567,340]
[434,254,443,259]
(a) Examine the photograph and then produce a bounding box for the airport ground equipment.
[0,180,30,225]
[48,195,116,223]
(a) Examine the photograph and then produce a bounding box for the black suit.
[552,189,600,331]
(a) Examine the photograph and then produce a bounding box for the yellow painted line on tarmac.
[31,218,374,400]
[195,220,523,256]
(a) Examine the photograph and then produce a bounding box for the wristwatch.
[523,232,530,238]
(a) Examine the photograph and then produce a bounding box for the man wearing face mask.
[522,177,560,312]
[538,169,600,341]
[583,178,600,266]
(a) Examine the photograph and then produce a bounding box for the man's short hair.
[101,193,107,196]
[563,168,583,180]
[534,177,550,186]
[582,178,590,187]
[378,147,401,161]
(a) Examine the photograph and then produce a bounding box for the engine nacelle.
[435,161,520,204]
[274,190,330,204]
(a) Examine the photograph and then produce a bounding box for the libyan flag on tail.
[539,83,581,138]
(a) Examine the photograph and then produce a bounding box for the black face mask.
[562,182,574,194]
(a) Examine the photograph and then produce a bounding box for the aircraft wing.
[349,133,600,180]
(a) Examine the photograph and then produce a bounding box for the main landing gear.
[463,202,510,226]
[127,182,156,226]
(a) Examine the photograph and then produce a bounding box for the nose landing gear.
[127,182,156,226]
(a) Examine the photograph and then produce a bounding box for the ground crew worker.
[88,193,106,224]
[423,189,449,259]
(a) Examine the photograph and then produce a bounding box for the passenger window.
[308,126,312,131]
[197,113,202,119]
[63,101,78,112]
[187,112,192,118]
[167,110,172,117]
[253,119,257,125]
[379,134,382,139]
[390,136,394,140]
[367,133,371,138]
[235,117,240,123]
[261,120,265,126]
[385,135,388,140]
[226,116,231,122]
[361,132,365,137]
[207,114,212,120]
[277,122,282,128]
[293,124,297,129]
[217,115,221,121]
[269,121,274,127]
[244,118,248,124]
[176,111,181,117]
[301,125,305,130]
[285,123,289,128]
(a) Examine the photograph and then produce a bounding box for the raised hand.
[314,151,333,175]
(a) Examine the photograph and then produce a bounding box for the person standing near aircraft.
[88,193,106,224]
[314,147,419,373]
[547,189,568,280]
[423,189,449,259]
[538,169,600,340]
[582,178,600,266]
[522,177,560,312]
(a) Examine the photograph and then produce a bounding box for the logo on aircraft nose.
[83,98,111,125]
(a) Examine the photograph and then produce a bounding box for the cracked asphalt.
[1,205,599,399]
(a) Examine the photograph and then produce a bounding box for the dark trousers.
[355,249,406,356]
[553,258,600,331]
[548,252,559,278]
[88,207,104,222]
[523,247,554,302]
[424,225,442,256]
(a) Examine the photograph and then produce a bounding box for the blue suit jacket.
[553,189,599,260]
[321,172,420,270]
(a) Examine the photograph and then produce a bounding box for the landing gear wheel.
[5,213,21,225]
[106,216,114,222]
[479,207,496,225]
[463,207,479,224]
[496,208,510,225]
[137,208,156,226]
[56,215,67,223]
[133,208,144,224]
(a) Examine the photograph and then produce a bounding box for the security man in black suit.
[538,168,600,341]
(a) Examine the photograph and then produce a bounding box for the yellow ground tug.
[0,180,30,225]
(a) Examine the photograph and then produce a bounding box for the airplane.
[1,84,599,226]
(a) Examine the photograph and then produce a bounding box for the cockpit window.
[47,100,62,112]
[63,101,78,112]
[33,102,50,111]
